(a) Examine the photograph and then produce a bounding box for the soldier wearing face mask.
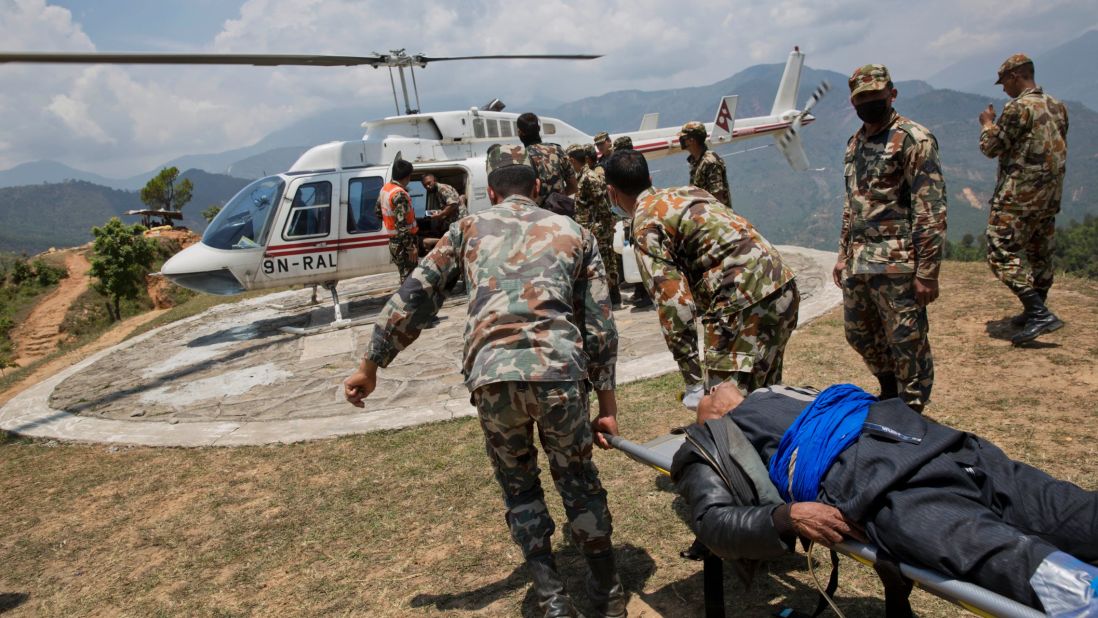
[832,64,948,414]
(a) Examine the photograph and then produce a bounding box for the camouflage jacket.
[365,194,617,391]
[631,186,795,383]
[527,142,576,207]
[979,87,1069,212]
[688,148,731,207]
[840,112,948,281]
[574,167,615,241]
[427,182,463,226]
[375,184,416,244]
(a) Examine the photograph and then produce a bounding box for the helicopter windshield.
[203,176,284,250]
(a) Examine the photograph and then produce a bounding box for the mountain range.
[1,31,1096,255]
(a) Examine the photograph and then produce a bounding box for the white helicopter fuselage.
[161,49,815,296]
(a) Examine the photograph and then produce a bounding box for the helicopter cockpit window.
[473,118,485,138]
[284,181,332,240]
[486,119,500,138]
[500,121,513,138]
[202,175,284,251]
[347,176,383,234]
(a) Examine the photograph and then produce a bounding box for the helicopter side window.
[486,119,500,138]
[473,118,485,138]
[284,181,332,240]
[543,122,556,135]
[500,121,513,138]
[347,176,383,234]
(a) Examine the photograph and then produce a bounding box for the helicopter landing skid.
[278,283,381,336]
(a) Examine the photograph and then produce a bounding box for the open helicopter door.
[260,174,341,287]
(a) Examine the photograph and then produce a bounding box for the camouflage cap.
[584,144,597,159]
[848,64,891,100]
[678,121,707,140]
[612,135,634,151]
[565,143,587,159]
[485,143,533,174]
[593,131,610,144]
[995,53,1033,84]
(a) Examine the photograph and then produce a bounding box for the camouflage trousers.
[596,230,619,288]
[471,380,613,558]
[843,273,932,412]
[986,205,1057,296]
[388,236,419,284]
[705,280,800,393]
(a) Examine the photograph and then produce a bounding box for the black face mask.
[854,98,890,124]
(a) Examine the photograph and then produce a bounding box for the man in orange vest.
[375,159,419,283]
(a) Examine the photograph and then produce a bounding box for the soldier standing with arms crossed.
[978,53,1069,345]
[344,145,626,618]
[376,159,418,284]
[833,65,948,413]
[567,144,622,308]
[679,121,731,207]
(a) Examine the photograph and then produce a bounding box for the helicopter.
[0,47,827,334]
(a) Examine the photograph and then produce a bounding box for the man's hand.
[343,359,378,408]
[592,389,619,449]
[979,104,996,128]
[789,502,867,547]
[832,259,846,289]
[914,276,939,306]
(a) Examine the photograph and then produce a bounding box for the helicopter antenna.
[386,67,400,115]
[410,64,422,115]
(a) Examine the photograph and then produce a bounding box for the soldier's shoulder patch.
[893,116,935,144]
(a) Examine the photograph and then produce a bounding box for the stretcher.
[604,432,1046,618]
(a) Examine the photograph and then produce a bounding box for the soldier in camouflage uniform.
[517,112,578,214]
[567,144,622,307]
[834,64,948,413]
[423,174,463,226]
[375,159,419,283]
[603,149,799,419]
[594,131,612,164]
[978,53,1069,345]
[679,121,731,207]
[612,135,633,152]
[344,144,625,618]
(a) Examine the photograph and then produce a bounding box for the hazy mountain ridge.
[0,170,249,254]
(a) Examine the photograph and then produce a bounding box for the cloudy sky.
[2,0,1096,177]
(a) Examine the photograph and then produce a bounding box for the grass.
[0,261,1096,617]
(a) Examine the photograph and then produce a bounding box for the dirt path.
[0,308,168,408]
[10,251,92,366]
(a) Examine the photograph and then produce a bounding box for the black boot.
[875,372,898,400]
[1012,289,1064,345]
[609,284,622,310]
[584,550,627,618]
[526,554,578,618]
[1010,288,1047,326]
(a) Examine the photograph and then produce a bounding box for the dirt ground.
[0,261,1095,617]
[10,251,91,367]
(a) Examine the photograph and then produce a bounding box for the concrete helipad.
[0,246,840,446]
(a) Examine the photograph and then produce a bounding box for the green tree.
[89,218,157,321]
[140,167,193,214]
[201,204,222,223]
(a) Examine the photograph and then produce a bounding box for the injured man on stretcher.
[670,383,1098,616]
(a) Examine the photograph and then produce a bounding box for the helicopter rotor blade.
[801,80,831,115]
[417,54,601,62]
[0,51,388,67]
